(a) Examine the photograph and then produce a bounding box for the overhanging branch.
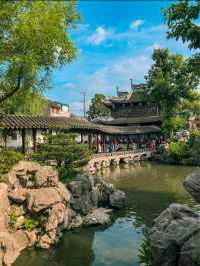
[0,66,23,103]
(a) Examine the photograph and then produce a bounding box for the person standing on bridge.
[108,142,114,156]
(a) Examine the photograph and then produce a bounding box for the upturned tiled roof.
[0,114,161,135]
[95,116,163,125]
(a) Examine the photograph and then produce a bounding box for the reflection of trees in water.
[14,225,113,266]
[14,228,96,266]
[102,162,195,228]
[15,163,196,266]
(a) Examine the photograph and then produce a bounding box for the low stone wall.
[0,161,126,266]
[150,169,200,266]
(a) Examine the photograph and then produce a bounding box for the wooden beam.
[96,134,99,154]
[32,129,37,152]
[22,129,26,154]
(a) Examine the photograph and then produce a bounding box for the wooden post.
[32,129,37,152]
[88,134,91,149]
[136,134,140,149]
[3,130,7,149]
[96,134,99,154]
[81,132,83,143]
[22,129,26,154]
[103,134,106,152]
[127,135,129,150]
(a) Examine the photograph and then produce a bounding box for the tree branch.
[0,66,23,103]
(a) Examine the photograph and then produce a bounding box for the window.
[11,132,17,140]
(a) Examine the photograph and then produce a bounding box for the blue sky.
[46,0,193,116]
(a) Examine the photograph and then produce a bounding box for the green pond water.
[14,162,199,266]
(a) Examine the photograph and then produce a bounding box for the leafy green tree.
[163,0,200,50]
[87,93,111,120]
[33,132,91,182]
[0,148,24,182]
[163,0,200,75]
[0,0,79,103]
[0,90,48,116]
[178,91,200,117]
[144,48,199,136]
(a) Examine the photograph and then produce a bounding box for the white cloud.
[87,26,112,45]
[146,43,161,51]
[62,82,75,89]
[130,19,144,30]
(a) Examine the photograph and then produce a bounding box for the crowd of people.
[95,136,164,154]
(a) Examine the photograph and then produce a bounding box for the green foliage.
[0,90,48,116]
[87,93,111,120]
[167,141,188,161]
[32,132,91,182]
[144,48,199,137]
[138,229,153,266]
[163,0,200,50]
[0,148,24,178]
[158,130,200,165]
[23,217,39,231]
[9,207,18,229]
[179,91,200,117]
[0,1,79,103]
[163,1,200,77]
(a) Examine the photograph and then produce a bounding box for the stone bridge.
[88,148,155,172]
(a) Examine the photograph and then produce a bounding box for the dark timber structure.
[0,114,161,154]
[99,83,162,127]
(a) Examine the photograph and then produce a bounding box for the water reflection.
[14,162,197,266]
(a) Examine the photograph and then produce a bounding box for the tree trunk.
[0,66,23,103]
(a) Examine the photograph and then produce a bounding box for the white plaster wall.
[6,130,22,148]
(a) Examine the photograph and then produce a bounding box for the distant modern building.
[47,100,70,118]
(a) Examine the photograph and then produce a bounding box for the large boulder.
[83,208,111,226]
[179,230,200,266]
[26,187,63,212]
[151,203,200,266]
[35,166,58,188]
[98,182,115,205]
[55,182,71,203]
[8,180,27,203]
[109,190,126,208]
[183,169,200,203]
[0,183,10,230]
[68,174,92,198]
[0,230,29,266]
[70,194,93,215]
[37,229,58,249]
[45,203,66,231]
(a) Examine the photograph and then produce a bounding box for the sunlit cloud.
[87,26,112,45]
[130,19,144,30]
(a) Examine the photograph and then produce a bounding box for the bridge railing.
[91,148,155,159]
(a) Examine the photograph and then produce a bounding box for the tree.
[33,132,91,182]
[0,90,48,116]
[87,93,111,120]
[144,48,199,136]
[0,1,79,103]
[163,0,200,75]
[163,0,200,50]
[178,91,200,117]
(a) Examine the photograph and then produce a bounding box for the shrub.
[32,132,92,182]
[0,148,24,177]
[166,141,188,161]
[138,229,153,266]
[9,207,18,229]
[23,217,39,231]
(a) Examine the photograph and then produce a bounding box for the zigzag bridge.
[88,148,155,172]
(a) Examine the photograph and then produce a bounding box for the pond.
[14,162,198,266]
